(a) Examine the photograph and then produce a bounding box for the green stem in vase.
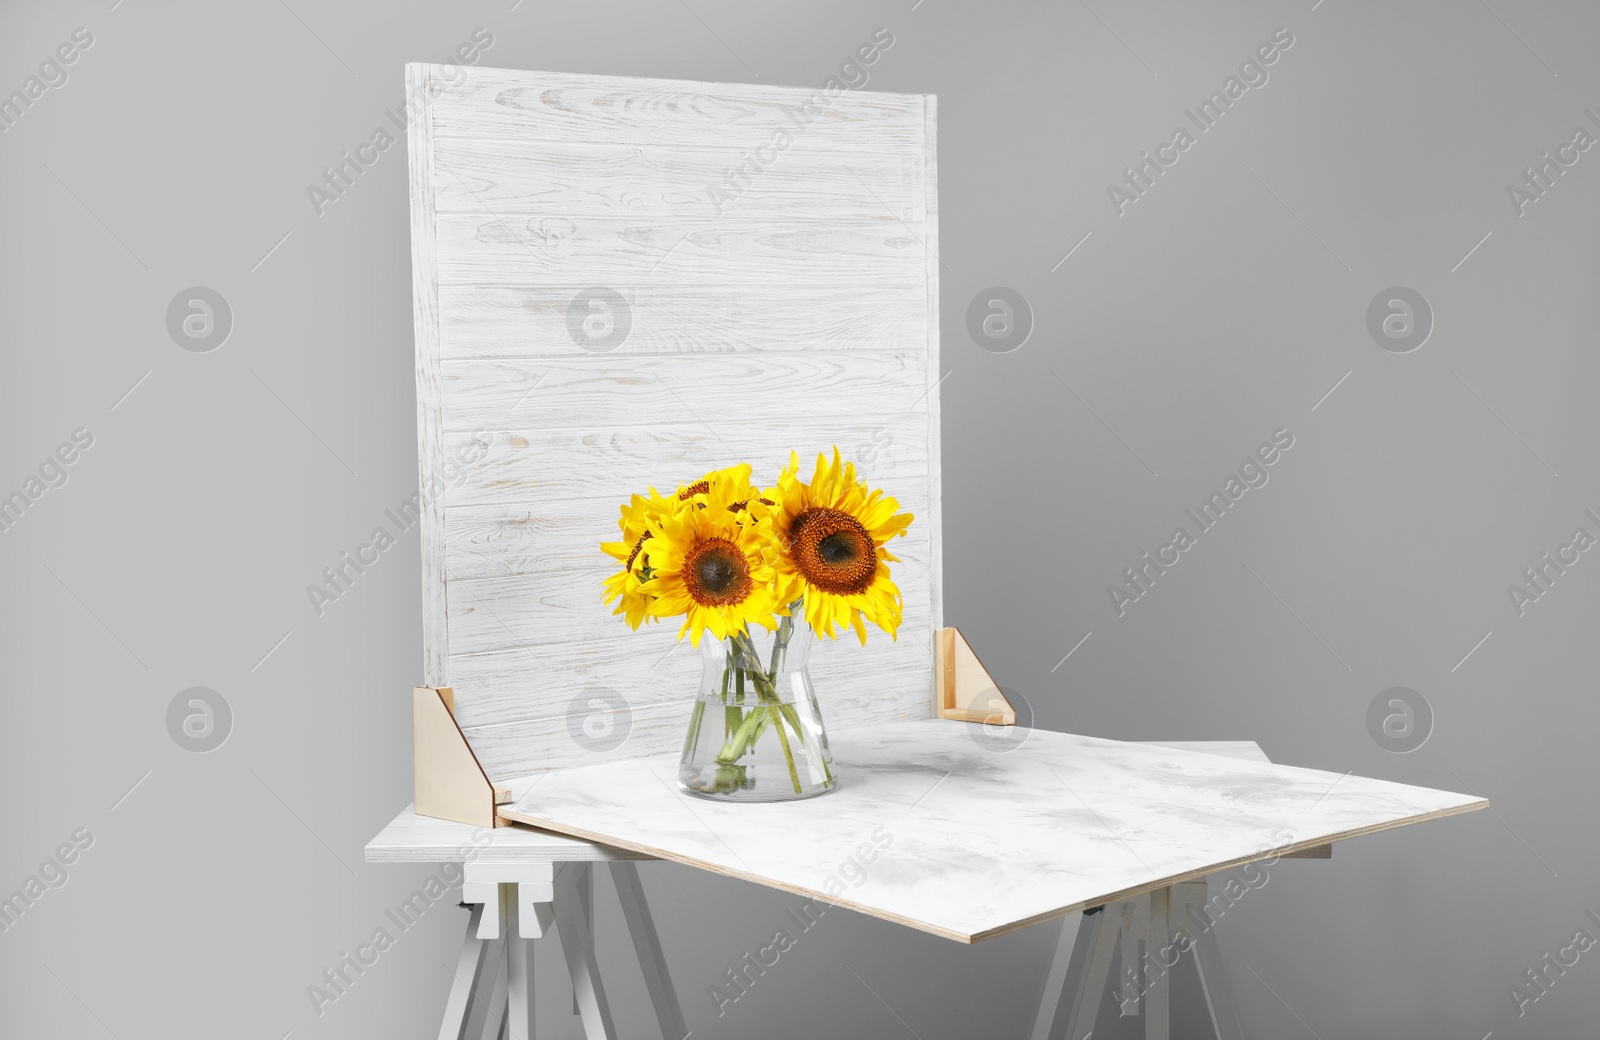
[755,645,819,778]
[767,704,803,794]
[726,656,744,745]
[717,703,765,764]
[683,698,706,759]
[765,611,808,728]
[767,614,793,678]
[725,630,806,793]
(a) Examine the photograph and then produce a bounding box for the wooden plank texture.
[433,214,924,286]
[431,138,923,221]
[439,352,925,432]
[427,66,924,152]
[410,64,451,686]
[436,284,925,358]
[409,64,939,781]
[440,420,929,507]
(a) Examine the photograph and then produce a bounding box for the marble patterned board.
[499,719,1486,942]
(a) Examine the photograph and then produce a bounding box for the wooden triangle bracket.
[935,628,1016,726]
[414,686,514,827]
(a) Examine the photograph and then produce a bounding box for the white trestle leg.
[440,903,494,1040]
[1176,881,1246,1040]
[1026,910,1083,1040]
[1144,888,1169,1040]
[1063,907,1120,1040]
[443,860,684,1040]
[554,864,620,1040]
[1029,880,1246,1040]
[506,894,535,1040]
[478,925,510,1040]
[610,862,689,1040]
[571,866,587,1018]
[1120,894,1150,1016]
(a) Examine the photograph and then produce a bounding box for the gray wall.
[2,0,1596,1037]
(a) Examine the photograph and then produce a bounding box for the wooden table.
[368,803,673,1040]
[369,724,1483,1039]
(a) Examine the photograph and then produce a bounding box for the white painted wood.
[1144,889,1169,1039]
[433,147,920,218]
[462,882,498,906]
[440,353,924,433]
[364,801,647,864]
[437,284,923,359]
[922,94,943,633]
[427,66,925,153]
[519,894,554,939]
[609,863,688,1040]
[477,884,505,941]
[438,421,929,509]
[410,64,451,687]
[500,718,1487,942]
[408,64,942,781]
[573,865,592,1017]
[1027,912,1083,1040]
[1065,910,1120,1040]
[441,904,494,1040]
[462,936,505,1040]
[478,941,509,1040]
[1181,883,1246,1040]
[506,901,534,1040]
[466,862,556,885]
[432,138,923,221]
[435,214,922,287]
[553,864,619,1040]
[513,881,555,903]
[1120,896,1148,1015]
[1045,890,1194,1039]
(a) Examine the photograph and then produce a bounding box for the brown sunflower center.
[790,508,876,595]
[683,538,752,606]
[625,531,649,572]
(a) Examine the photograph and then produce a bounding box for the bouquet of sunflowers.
[601,448,912,799]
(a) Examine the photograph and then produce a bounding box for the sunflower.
[760,447,912,644]
[600,487,677,629]
[642,466,782,645]
[601,465,772,631]
[675,462,774,522]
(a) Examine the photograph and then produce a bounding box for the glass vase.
[678,613,836,801]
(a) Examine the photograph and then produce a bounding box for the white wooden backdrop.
[407,63,942,781]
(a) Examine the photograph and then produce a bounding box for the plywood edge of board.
[414,685,515,828]
[934,627,1015,725]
